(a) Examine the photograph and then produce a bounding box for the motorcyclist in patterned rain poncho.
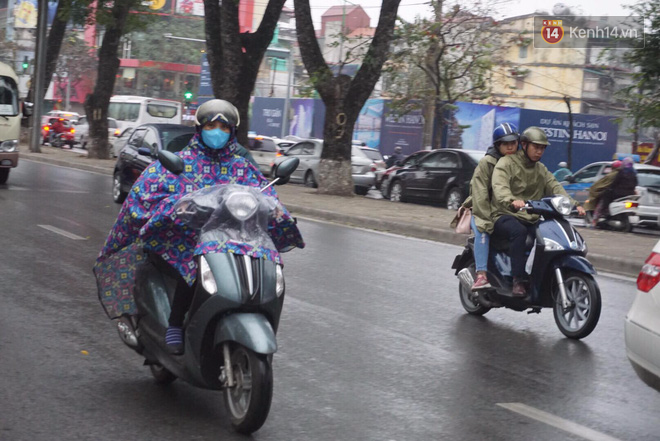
[94,99,304,354]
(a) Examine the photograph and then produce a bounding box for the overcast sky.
[283,0,638,28]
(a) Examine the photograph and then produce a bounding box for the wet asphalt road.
[1,160,659,441]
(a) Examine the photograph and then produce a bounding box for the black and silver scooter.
[451,196,602,339]
[116,150,300,434]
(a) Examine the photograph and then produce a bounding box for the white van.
[0,62,21,184]
[107,95,182,135]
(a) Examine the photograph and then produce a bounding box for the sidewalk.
[18,144,652,278]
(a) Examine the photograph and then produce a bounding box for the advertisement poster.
[251,97,285,137]
[452,102,521,151]
[289,98,315,139]
[353,99,384,149]
[143,0,173,15]
[379,102,425,156]
[518,109,618,172]
[14,0,37,28]
[175,0,203,16]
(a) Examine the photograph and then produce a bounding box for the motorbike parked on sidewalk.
[115,150,300,434]
[585,195,640,232]
[451,196,602,339]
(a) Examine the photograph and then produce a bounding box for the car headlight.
[0,140,18,152]
[199,255,217,294]
[225,192,258,221]
[276,265,285,297]
[551,195,572,216]
[543,238,565,251]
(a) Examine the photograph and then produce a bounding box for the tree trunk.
[84,0,132,159]
[204,0,285,146]
[294,0,401,195]
[42,0,72,99]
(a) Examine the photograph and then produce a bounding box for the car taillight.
[43,126,50,131]
[625,201,638,209]
[276,151,282,157]
[70,128,75,133]
[114,129,121,136]
[370,163,377,172]
[637,252,660,292]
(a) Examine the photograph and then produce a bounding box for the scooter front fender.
[214,313,277,355]
[552,254,596,275]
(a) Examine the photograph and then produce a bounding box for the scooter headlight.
[543,238,565,251]
[225,192,258,221]
[199,255,217,294]
[276,264,285,297]
[551,196,572,216]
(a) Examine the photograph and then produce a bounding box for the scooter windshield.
[174,184,280,253]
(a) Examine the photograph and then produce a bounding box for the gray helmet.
[520,126,550,145]
[194,99,240,128]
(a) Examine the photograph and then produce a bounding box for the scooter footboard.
[214,313,277,355]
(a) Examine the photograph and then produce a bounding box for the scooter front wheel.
[553,270,601,339]
[224,344,273,434]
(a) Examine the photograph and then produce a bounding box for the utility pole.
[564,96,573,170]
[29,0,49,153]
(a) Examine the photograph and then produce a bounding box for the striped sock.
[165,326,183,346]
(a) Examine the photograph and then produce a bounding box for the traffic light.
[22,56,29,73]
[184,90,193,102]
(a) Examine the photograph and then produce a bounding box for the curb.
[285,204,640,278]
[21,152,641,278]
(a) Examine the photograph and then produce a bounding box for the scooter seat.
[490,230,535,252]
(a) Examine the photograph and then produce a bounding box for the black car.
[112,123,196,203]
[387,148,485,210]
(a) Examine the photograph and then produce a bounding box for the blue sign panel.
[379,102,425,156]
[198,54,213,98]
[250,97,285,137]
[518,109,618,172]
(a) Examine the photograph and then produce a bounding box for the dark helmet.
[520,126,550,145]
[492,122,519,144]
[194,99,240,128]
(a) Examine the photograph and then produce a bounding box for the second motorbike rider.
[94,99,305,354]
[490,126,585,296]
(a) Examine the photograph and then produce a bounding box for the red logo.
[541,19,564,44]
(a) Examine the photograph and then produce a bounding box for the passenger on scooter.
[490,126,585,297]
[94,99,305,354]
[591,157,638,224]
[462,123,520,291]
[585,160,621,225]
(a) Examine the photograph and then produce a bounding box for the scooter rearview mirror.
[275,157,300,180]
[158,150,185,175]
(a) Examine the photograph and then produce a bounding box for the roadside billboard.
[379,102,425,156]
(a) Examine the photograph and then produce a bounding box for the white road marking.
[38,224,87,240]
[497,403,622,441]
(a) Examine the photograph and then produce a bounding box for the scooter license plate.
[629,215,640,224]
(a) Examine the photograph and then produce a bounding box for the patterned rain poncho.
[94,135,305,319]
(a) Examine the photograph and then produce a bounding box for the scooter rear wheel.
[223,344,273,434]
[553,270,601,339]
[149,363,177,384]
[458,261,491,316]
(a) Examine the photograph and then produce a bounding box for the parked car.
[246,135,283,176]
[378,150,430,199]
[270,139,384,194]
[73,116,121,149]
[635,172,660,228]
[625,238,660,392]
[112,123,195,203]
[562,161,660,204]
[387,149,485,209]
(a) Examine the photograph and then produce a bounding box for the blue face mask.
[201,128,231,150]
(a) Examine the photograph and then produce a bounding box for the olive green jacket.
[491,150,576,224]
[463,154,499,234]
[584,170,619,211]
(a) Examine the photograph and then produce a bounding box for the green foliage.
[622,0,660,130]
[126,16,205,64]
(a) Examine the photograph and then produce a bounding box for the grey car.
[272,139,384,194]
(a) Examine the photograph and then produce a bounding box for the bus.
[108,95,182,135]
[0,62,21,184]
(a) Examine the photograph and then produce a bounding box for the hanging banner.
[14,0,37,28]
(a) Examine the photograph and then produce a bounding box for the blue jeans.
[471,216,489,272]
